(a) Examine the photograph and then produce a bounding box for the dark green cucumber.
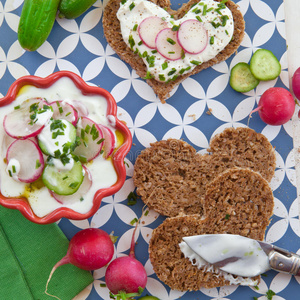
[18,0,60,51]
[59,0,97,19]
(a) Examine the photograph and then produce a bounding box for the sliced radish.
[51,166,92,204]
[6,139,44,183]
[50,101,78,126]
[74,117,104,162]
[155,28,183,61]
[177,20,208,54]
[70,100,89,118]
[138,16,168,49]
[3,98,53,139]
[98,124,116,159]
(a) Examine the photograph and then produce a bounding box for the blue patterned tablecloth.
[0,0,299,299]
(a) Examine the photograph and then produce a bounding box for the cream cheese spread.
[180,234,271,284]
[0,77,118,217]
[117,0,234,81]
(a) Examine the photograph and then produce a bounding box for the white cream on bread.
[117,0,234,82]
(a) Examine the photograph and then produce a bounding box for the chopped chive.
[172,25,180,31]
[168,68,176,76]
[12,165,16,173]
[144,210,149,216]
[62,176,68,180]
[130,217,138,225]
[129,2,135,10]
[162,62,168,70]
[127,191,137,206]
[167,38,176,45]
[14,105,20,110]
[121,0,126,4]
[128,35,135,48]
[210,36,214,44]
[8,170,12,177]
[69,182,79,189]
[133,24,138,31]
[143,71,153,79]
[225,214,230,220]
[85,124,91,133]
[151,49,157,54]
[97,138,104,145]
[80,197,84,201]
[36,160,41,169]
[159,74,166,81]
[191,60,201,65]
[59,107,63,114]
[65,112,71,116]
[168,51,175,54]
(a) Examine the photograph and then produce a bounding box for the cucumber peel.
[58,0,97,19]
[18,0,61,51]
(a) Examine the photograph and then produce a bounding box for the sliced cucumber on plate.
[42,157,84,195]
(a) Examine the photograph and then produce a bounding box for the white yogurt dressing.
[180,234,270,283]
[117,0,234,81]
[0,77,118,217]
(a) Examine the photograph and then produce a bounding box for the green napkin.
[0,205,94,300]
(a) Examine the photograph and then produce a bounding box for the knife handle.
[269,246,300,276]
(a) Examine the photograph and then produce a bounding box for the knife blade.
[182,234,300,277]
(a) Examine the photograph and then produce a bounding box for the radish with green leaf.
[105,222,147,298]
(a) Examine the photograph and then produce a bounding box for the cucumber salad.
[0,77,118,217]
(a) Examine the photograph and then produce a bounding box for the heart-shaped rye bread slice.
[103,0,245,102]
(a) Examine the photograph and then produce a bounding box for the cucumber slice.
[250,49,281,81]
[230,62,260,93]
[38,119,77,156]
[42,158,84,195]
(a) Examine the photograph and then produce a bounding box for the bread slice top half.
[103,0,245,102]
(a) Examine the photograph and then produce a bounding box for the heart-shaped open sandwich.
[103,0,245,102]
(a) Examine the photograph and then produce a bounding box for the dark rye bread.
[149,168,274,291]
[208,127,276,182]
[133,127,276,217]
[103,0,245,103]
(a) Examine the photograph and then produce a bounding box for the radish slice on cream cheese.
[50,101,78,126]
[3,97,53,139]
[6,139,44,183]
[98,124,116,158]
[156,28,183,61]
[177,20,208,54]
[138,16,168,49]
[74,117,104,162]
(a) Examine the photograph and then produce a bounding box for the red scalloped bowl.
[0,71,132,224]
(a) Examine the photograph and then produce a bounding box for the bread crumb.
[206,108,213,115]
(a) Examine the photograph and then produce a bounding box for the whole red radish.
[252,87,295,125]
[46,228,114,295]
[292,67,300,100]
[105,224,147,297]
